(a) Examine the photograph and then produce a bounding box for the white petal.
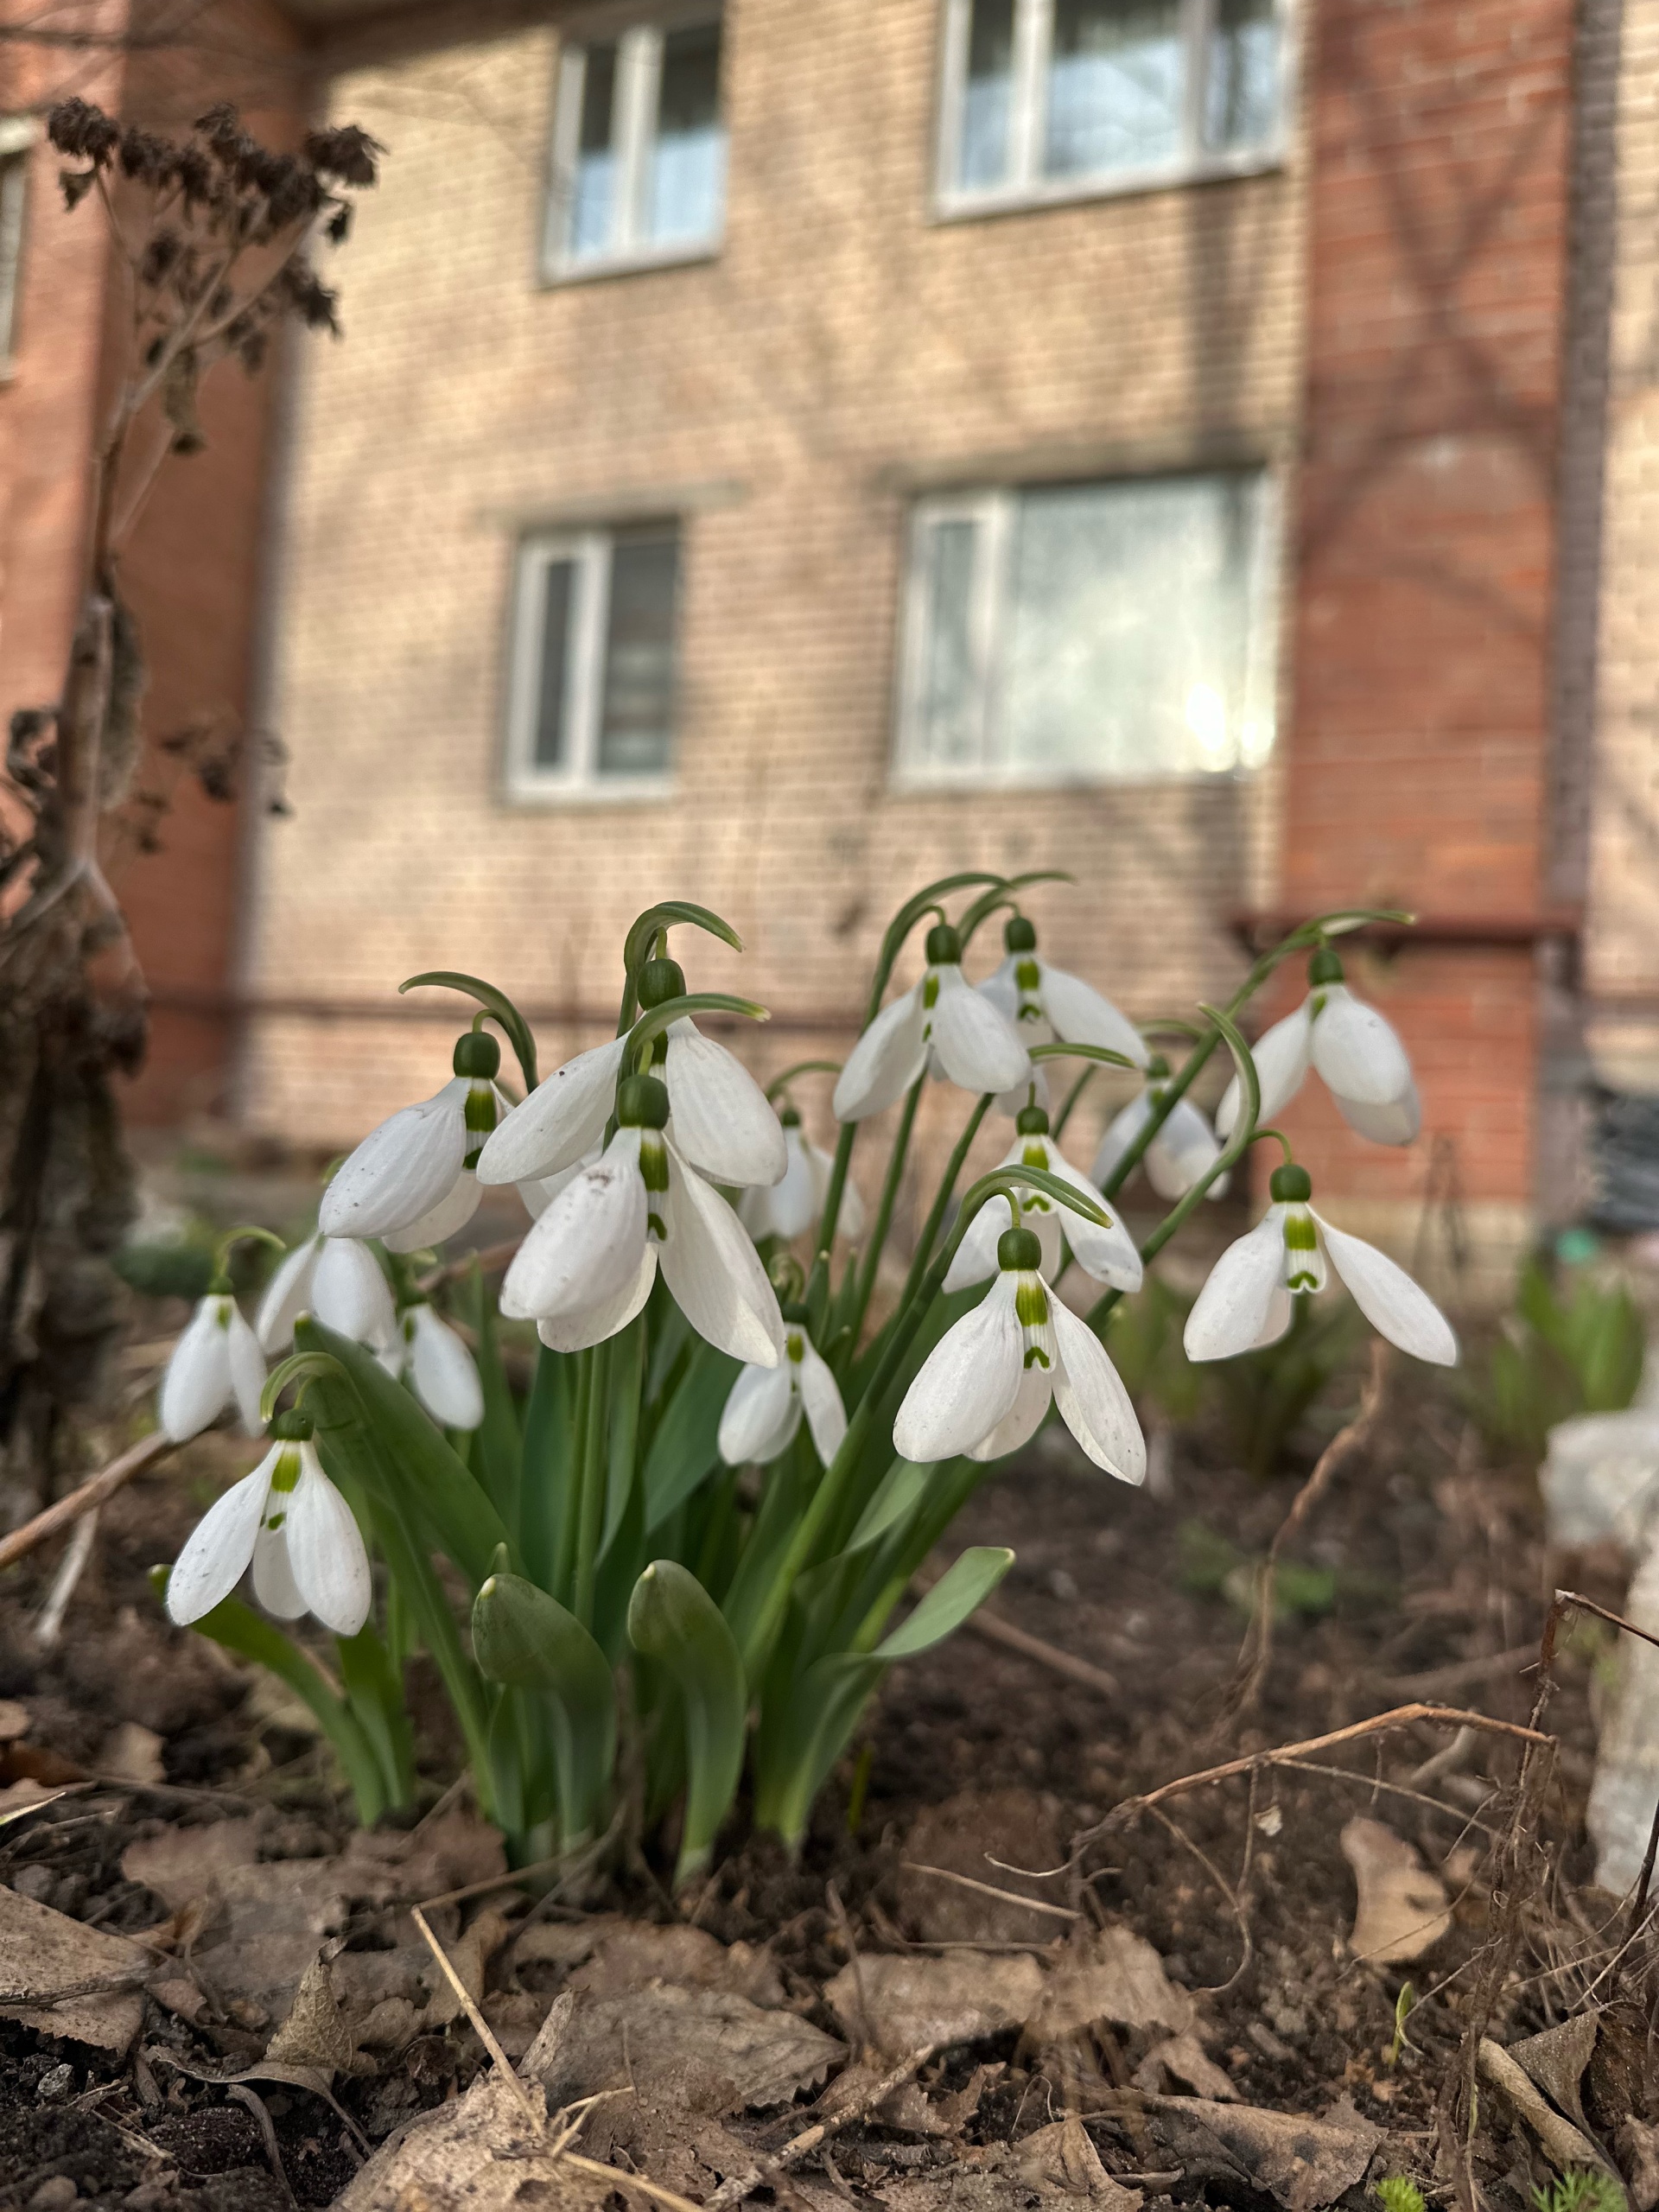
[660,1146,786,1366]
[966,1359,1054,1462]
[833,988,929,1122]
[251,1520,307,1619]
[1251,1285,1295,1349]
[976,956,1025,1031]
[319,1077,469,1240]
[312,1237,397,1350]
[1217,1003,1313,1138]
[1036,961,1149,1068]
[743,1125,817,1242]
[810,1141,865,1239]
[1310,986,1414,1108]
[1090,1094,1154,1189]
[798,1341,849,1465]
[284,1444,372,1635]
[927,967,1030,1096]
[1184,1209,1288,1361]
[1044,1147,1142,1293]
[893,1275,1025,1461]
[409,1306,485,1429]
[944,1192,1011,1292]
[1316,1215,1458,1365]
[226,1304,269,1434]
[1333,1080,1421,1147]
[536,1244,658,1352]
[383,1171,484,1255]
[159,1297,235,1443]
[166,1456,274,1623]
[718,1361,797,1465]
[664,1023,788,1189]
[475,1038,625,1185]
[500,1128,646,1321]
[520,1157,594,1220]
[1051,1301,1147,1483]
[1146,1097,1228,1201]
[256,1239,320,1355]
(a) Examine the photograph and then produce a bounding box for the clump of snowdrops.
[153,877,1455,1876]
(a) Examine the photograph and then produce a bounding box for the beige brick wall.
[241,0,1307,1174]
[1587,0,1659,1087]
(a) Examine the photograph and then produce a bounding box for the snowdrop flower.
[319,1031,511,1249]
[256,1233,397,1353]
[945,1106,1141,1294]
[383,1300,484,1431]
[159,1290,266,1443]
[738,1105,866,1243]
[1091,1057,1228,1203]
[165,1410,371,1636]
[978,915,1148,1114]
[1217,949,1419,1147]
[718,1307,847,1467]
[895,1221,1145,1480]
[1184,1163,1456,1365]
[834,923,1030,1122]
[478,957,785,1193]
[500,1073,785,1368]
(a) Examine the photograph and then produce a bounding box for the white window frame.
[892,472,1281,791]
[504,526,679,803]
[935,0,1291,219]
[543,7,725,282]
[0,118,35,371]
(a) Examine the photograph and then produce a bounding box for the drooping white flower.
[256,1233,397,1353]
[320,1032,512,1246]
[165,1414,371,1636]
[895,1221,1145,1480]
[1091,1058,1229,1203]
[159,1293,267,1443]
[977,916,1148,1119]
[501,1073,785,1368]
[384,1301,484,1430]
[479,956,785,1193]
[944,1106,1141,1294]
[1183,1164,1456,1365]
[834,921,1029,1122]
[718,1310,848,1466]
[1217,949,1419,1147]
[738,1106,867,1243]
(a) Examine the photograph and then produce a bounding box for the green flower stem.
[839,1077,925,1363]
[891,1090,992,1319]
[806,1121,859,1326]
[572,1336,612,1626]
[554,1350,593,1605]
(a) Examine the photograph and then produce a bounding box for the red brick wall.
[1277,0,1574,1223]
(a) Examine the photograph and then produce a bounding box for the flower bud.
[997,1224,1044,1272]
[270,1407,315,1441]
[1003,915,1038,954]
[638,957,687,1009]
[618,1072,671,1129]
[1269,1162,1313,1204]
[453,1031,500,1078]
[925,922,963,966]
[1014,1103,1050,1136]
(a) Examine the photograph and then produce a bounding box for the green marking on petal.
[1023,1345,1052,1370]
[922,974,939,1011]
[269,1446,302,1496]
[1014,958,1040,993]
[1014,1278,1049,1330]
[640,1133,670,1194]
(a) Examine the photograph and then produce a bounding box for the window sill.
[933,147,1285,224]
[887,764,1263,797]
[503,776,677,807]
[539,239,721,289]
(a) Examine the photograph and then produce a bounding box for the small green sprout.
[1530,2171,1625,2212]
[1385,1980,1417,2066]
[1375,2177,1427,2212]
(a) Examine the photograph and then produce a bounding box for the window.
[894,473,1277,785]
[505,523,682,796]
[0,122,32,365]
[938,0,1284,210]
[547,11,726,276]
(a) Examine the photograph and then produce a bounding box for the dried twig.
[0,1430,173,1573]
[410,1905,541,2128]
[705,2042,943,2210]
[32,1504,100,1648]
[902,1861,1081,1923]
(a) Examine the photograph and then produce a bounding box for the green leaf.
[868,873,1005,1019]
[465,1272,522,1530]
[846,1459,933,1553]
[399,969,539,1089]
[520,1344,577,1590]
[874,1546,1014,1659]
[472,1570,616,1847]
[623,899,745,978]
[335,1625,416,1809]
[603,1316,645,1558]
[628,1560,747,1886]
[643,1339,741,1528]
[956,871,1074,948]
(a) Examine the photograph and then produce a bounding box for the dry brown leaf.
[1339,1817,1451,1964]
[531,1982,844,2113]
[1008,2116,1144,2206]
[148,1976,205,2024]
[1141,2094,1381,2212]
[121,1816,262,1910]
[421,1907,513,2028]
[0,1699,32,1741]
[1618,2119,1659,2212]
[563,1918,785,2006]
[333,2072,607,2212]
[1027,1925,1194,2044]
[825,1948,1044,2059]
[340,1806,507,1907]
[0,1886,147,2053]
[264,1953,355,2075]
[188,1857,347,2016]
[1509,2013,1599,2135]
[1135,2029,1238,2101]
[101,1720,166,1784]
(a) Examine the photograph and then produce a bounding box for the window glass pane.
[569,42,620,259]
[913,518,983,767]
[957,0,1016,191]
[0,154,25,359]
[647,21,725,246]
[598,531,678,776]
[1000,476,1265,779]
[1205,0,1280,152]
[1044,0,1183,178]
[533,558,577,771]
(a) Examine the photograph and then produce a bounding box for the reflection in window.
[0,146,27,362]
[1205,0,1281,152]
[550,15,726,271]
[599,534,679,777]
[957,0,1017,192]
[1045,0,1182,180]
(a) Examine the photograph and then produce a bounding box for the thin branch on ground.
[0,1431,174,1572]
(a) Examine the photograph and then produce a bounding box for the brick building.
[3,0,1644,1277]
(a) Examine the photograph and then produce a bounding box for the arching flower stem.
[889,1089,995,1321]
[836,1077,925,1364]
